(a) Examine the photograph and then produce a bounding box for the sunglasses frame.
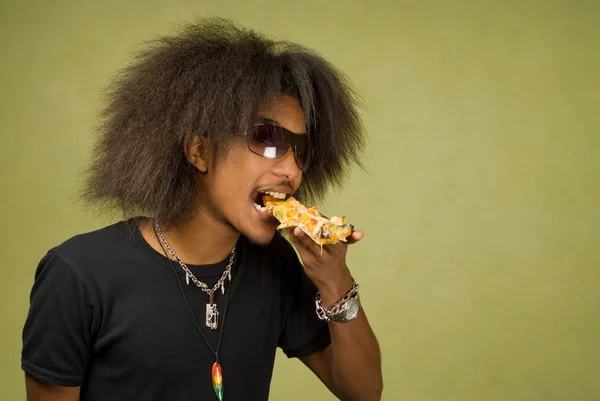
[247,120,311,171]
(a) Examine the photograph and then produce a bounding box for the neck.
[140,214,240,266]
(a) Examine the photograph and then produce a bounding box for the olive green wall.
[1,1,599,400]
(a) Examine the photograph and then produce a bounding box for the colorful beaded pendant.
[155,222,235,401]
[212,362,224,400]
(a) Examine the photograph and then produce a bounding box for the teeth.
[261,191,287,199]
[253,202,268,213]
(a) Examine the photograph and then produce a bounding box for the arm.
[22,251,93,401]
[301,278,383,401]
[25,375,80,401]
[288,228,383,400]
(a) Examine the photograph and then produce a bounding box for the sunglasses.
[247,121,311,171]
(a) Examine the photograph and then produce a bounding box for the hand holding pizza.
[288,226,362,306]
[262,194,361,303]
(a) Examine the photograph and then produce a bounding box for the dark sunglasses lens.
[295,148,306,170]
[248,124,288,159]
[291,135,309,171]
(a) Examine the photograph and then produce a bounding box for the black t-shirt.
[21,218,331,401]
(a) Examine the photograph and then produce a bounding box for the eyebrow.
[258,117,280,125]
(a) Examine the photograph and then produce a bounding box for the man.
[22,17,382,401]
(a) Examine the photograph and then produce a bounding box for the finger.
[286,227,312,251]
[293,226,303,237]
[346,230,363,245]
[290,227,331,256]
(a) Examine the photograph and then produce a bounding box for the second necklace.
[153,220,235,330]
[153,221,235,401]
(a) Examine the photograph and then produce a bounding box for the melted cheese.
[262,195,353,245]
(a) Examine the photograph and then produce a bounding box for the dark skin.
[26,94,382,401]
[292,225,383,401]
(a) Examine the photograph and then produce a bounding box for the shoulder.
[53,218,137,260]
[37,218,140,287]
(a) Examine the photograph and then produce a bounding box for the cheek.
[211,150,257,198]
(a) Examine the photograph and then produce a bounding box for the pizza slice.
[262,194,354,245]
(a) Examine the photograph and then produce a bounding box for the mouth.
[252,190,289,214]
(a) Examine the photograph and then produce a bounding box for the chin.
[241,224,278,247]
[239,202,281,246]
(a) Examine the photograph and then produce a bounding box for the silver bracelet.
[315,280,361,323]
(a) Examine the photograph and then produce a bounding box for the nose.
[273,147,302,182]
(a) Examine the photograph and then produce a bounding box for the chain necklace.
[153,220,235,401]
[153,220,234,330]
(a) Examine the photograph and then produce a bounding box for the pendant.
[212,362,223,400]
[206,293,218,330]
[186,273,190,286]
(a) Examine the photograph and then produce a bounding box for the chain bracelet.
[315,279,359,321]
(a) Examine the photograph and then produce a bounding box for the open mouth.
[253,191,288,213]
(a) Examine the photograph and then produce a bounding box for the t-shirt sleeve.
[21,250,94,386]
[277,241,331,359]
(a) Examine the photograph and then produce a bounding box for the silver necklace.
[153,220,235,330]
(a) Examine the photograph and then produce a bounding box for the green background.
[1,1,599,400]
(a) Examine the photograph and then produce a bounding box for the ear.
[185,136,210,173]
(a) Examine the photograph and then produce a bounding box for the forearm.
[319,279,383,400]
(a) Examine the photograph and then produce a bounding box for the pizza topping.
[261,194,353,245]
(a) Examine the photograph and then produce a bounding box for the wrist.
[315,278,361,323]
[317,273,354,308]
